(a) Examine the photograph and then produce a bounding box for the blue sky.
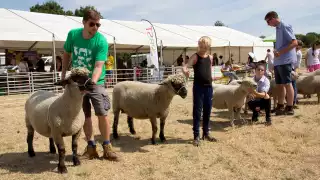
[1,0,320,37]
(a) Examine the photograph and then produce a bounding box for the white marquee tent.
[0,8,273,66]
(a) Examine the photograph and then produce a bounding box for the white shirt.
[18,61,28,72]
[266,52,274,65]
[295,50,302,69]
[306,48,320,66]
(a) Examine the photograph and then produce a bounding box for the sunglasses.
[89,22,101,28]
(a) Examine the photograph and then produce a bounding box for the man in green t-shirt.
[61,10,119,162]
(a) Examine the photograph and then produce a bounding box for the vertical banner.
[145,25,159,70]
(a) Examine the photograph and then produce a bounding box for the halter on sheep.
[112,73,188,145]
[25,67,95,174]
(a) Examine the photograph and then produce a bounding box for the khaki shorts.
[83,84,111,118]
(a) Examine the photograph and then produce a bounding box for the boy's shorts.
[82,84,111,118]
[274,64,292,85]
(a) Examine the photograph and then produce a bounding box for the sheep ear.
[54,79,69,87]
[237,80,243,84]
[158,80,168,85]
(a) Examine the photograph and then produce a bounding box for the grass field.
[0,81,319,180]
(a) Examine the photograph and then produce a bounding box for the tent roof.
[0,8,273,50]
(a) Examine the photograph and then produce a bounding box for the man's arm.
[92,38,108,83]
[91,61,104,83]
[61,52,71,80]
[61,30,73,80]
[277,25,298,57]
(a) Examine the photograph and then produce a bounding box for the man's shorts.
[83,84,111,118]
[274,64,292,85]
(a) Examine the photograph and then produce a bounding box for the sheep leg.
[235,107,246,124]
[159,117,167,143]
[112,109,120,139]
[49,138,56,154]
[53,134,67,174]
[150,118,158,145]
[127,116,136,135]
[229,107,235,127]
[26,124,35,157]
[72,130,81,166]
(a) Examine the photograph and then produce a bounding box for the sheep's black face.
[171,81,188,99]
[70,74,95,92]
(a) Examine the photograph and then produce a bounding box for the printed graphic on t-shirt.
[73,46,93,69]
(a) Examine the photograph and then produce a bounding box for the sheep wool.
[212,78,257,127]
[24,67,94,174]
[112,73,188,144]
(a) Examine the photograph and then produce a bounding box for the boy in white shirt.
[264,49,274,77]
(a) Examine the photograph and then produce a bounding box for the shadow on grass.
[177,110,253,132]
[0,151,74,174]
[93,134,191,153]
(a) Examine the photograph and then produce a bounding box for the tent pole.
[52,34,57,82]
[113,37,117,84]
[229,41,231,62]
[160,40,163,66]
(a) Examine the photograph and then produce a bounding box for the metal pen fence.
[0,66,187,96]
[0,65,236,97]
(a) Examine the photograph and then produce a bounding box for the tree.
[259,35,266,39]
[30,0,67,15]
[214,20,225,26]
[74,6,103,18]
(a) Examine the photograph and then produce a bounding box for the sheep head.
[54,67,96,92]
[237,78,257,92]
[159,74,188,98]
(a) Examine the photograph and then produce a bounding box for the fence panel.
[0,66,240,97]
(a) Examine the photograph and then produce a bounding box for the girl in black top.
[182,36,217,146]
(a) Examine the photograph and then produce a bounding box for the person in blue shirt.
[247,63,272,126]
[264,11,298,116]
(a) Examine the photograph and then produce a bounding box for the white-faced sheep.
[212,78,257,127]
[24,67,95,174]
[296,74,320,103]
[227,79,251,114]
[112,74,188,145]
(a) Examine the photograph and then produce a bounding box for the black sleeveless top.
[192,53,212,86]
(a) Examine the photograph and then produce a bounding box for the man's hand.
[274,50,280,58]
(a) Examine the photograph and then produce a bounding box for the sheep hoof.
[160,135,167,143]
[50,148,56,154]
[73,156,81,166]
[28,150,35,157]
[151,139,157,145]
[58,164,68,174]
[129,129,136,135]
[113,132,119,140]
[133,135,141,140]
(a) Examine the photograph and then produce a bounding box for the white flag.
[145,26,159,70]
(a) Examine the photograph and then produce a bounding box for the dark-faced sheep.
[112,74,188,145]
[24,67,95,174]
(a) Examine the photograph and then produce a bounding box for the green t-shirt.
[64,28,108,85]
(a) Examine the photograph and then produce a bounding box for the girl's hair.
[225,60,231,66]
[312,40,320,57]
[198,36,212,48]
